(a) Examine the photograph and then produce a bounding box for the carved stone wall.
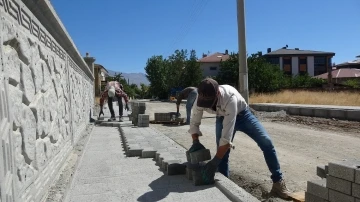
[0,0,94,201]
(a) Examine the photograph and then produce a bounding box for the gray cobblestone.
[328,189,355,202]
[305,192,329,202]
[326,175,352,195]
[307,179,328,200]
[328,160,359,182]
[353,183,360,198]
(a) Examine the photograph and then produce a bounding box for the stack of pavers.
[138,114,150,127]
[186,149,212,185]
[130,101,148,127]
[121,126,188,175]
[305,160,360,202]
[154,112,171,122]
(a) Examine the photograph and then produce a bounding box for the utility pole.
[237,0,249,103]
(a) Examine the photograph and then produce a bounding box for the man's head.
[197,78,219,108]
[108,86,116,98]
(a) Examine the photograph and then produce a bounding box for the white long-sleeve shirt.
[188,85,248,146]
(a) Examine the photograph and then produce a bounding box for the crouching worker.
[99,81,129,122]
[176,87,198,124]
[187,78,290,199]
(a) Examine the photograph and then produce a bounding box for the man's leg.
[215,116,236,177]
[118,96,123,117]
[234,108,283,183]
[108,97,115,119]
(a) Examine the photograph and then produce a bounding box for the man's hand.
[125,104,129,111]
[189,139,206,153]
[200,156,222,184]
[98,107,104,118]
[176,104,180,117]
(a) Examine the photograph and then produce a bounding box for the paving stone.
[353,183,360,198]
[356,198,360,202]
[141,148,157,158]
[329,189,355,202]
[166,161,187,175]
[186,168,193,180]
[192,170,214,186]
[307,179,329,200]
[305,192,329,202]
[329,160,360,182]
[155,151,168,162]
[317,165,329,179]
[126,144,143,157]
[189,149,211,163]
[327,175,352,195]
[356,169,360,184]
[161,157,177,170]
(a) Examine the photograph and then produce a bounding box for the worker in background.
[99,81,129,122]
[176,87,198,125]
[187,78,290,199]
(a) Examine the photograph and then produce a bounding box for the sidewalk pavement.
[64,126,232,202]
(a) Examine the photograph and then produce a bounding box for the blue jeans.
[215,107,283,183]
[186,90,197,124]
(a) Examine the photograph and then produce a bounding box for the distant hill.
[107,70,149,86]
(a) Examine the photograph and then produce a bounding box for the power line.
[163,0,211,57]
[163,0,202,57]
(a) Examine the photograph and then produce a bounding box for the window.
[283,57,292,75]
[210,66,217,71]
[314,56,327,76]
[314,57,326,65]
[267,57,280,65]
[299,57,307,75]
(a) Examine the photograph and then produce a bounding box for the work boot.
[271,179,290,199]
[108,117,116,122]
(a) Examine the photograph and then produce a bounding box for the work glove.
[189,139,206,153]
[125,104,129,111]
[200,156,222,184]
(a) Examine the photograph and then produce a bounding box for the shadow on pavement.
[137,172,214,202]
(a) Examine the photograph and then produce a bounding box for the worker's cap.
[197,78,219,108]
[108,86,116,98]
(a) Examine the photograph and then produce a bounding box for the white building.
[263,47,335,76]
[197,50,230,78]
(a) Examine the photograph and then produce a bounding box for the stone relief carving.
[1,14,93,196]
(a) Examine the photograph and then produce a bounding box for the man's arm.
[216,95,237,158]
[176,92,184,106]
[116,90,129,103]
[188,96,204,138]
[99,90,108,107]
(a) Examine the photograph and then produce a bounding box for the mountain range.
[107,69,149,86]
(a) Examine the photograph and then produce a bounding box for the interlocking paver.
[65,126,232,202]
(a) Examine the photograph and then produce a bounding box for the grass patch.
[250,90,360,106]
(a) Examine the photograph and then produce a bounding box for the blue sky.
[51,0,360,73]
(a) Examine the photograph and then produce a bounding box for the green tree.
[144,55,168,99]
[139,83,149,98]
[166,49,188,89]
[182,49,203,87]
[247,54,285,92]
[216,52,239,87]
[216,53,286,92]
[343,79,360,88]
